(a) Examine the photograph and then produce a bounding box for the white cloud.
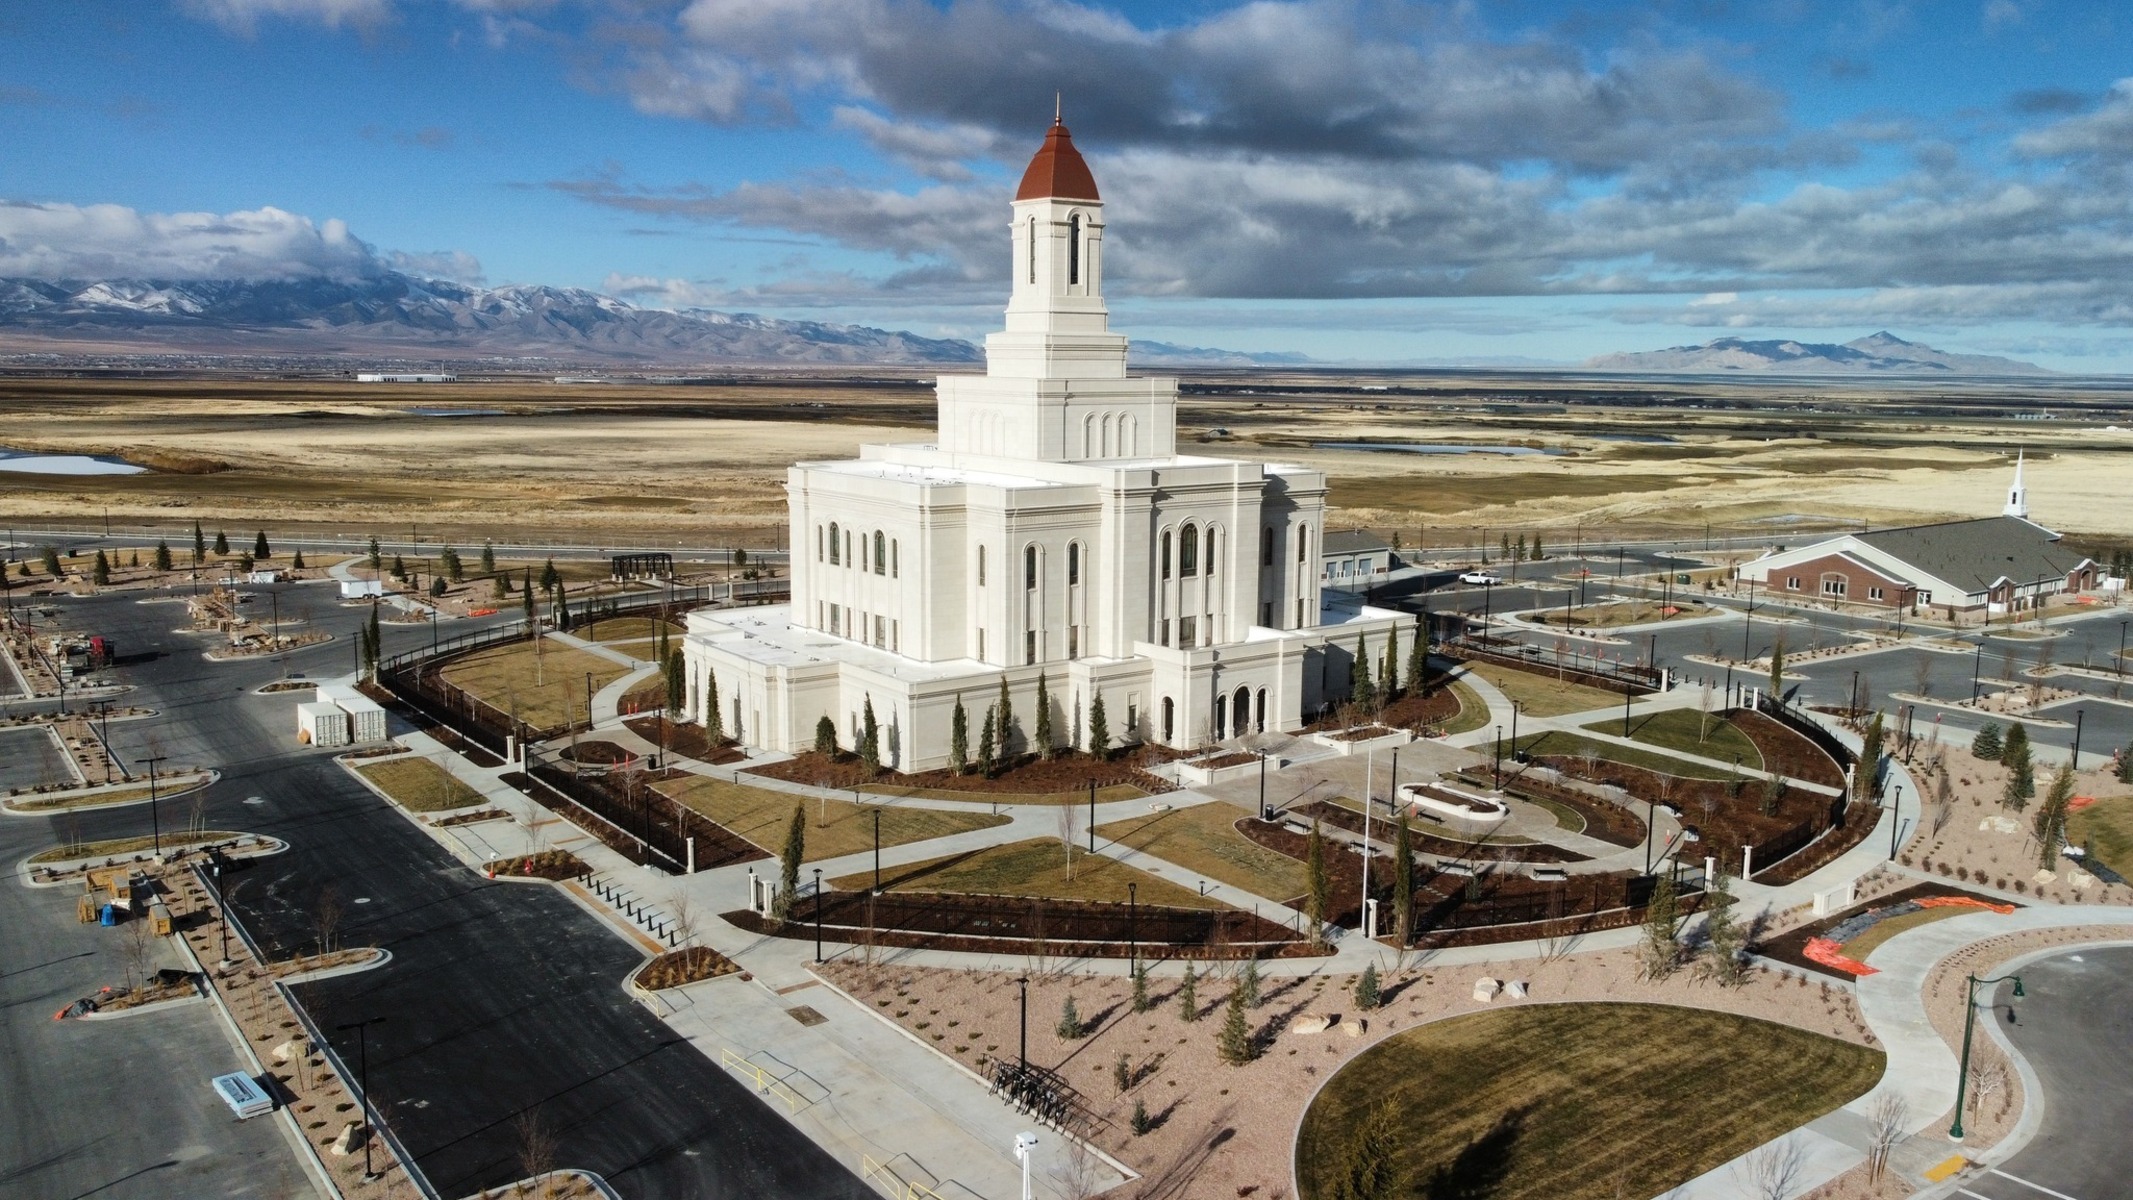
[179,0,395,36]
[0,200,481,284]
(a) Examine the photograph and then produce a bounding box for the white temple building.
[682,118,1406,770]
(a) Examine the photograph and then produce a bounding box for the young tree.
[1767,638,1786,701]
[521,571,536,625]
[2034,763,2075,870]
[1972,722,2004,761]
[1354,961,1381,1010]
[1382,623,1402,703]
[1699,870,1746,986]
[814,714,838,756]
[1330,1100,1401,1200]
[493,573,510,600]
[775,804,806,919]
[153,540,173,572]
[1217,988,1256,1065]
[1305,819,1330,945]
[212,529,229,556]
[540,557,561,596]
[1856,710,1886,801]
[1514,532,1527,562]
[1056,995,1085,1039]
[92,550,110,586]
[1238,955,1262,1008]
[1391,815,1414,944]
[977,707,997,777]
[239,550,257,574]
[1034,671,1055,759]
[1531,532,1544,560]
[949,695,970,774]
[664,649,686,716]
[2002,722,2035,811]
[1406,616,1429,694]
[1131,961,1150,1013]
[996,675,1015,759]
[1177,963,1199,1022]
[253,530,271,559]
[1350,633,1373,713]
[859,695,881,774]
[480,541,496,574]
[390,553,406,579]
[365,604,383,678]
[442,545,463,582]
[1087,693,1110,761]
[290,548,305,570]
[1500,531,1512,559]
[194,521,208,564]
[40,545,60,576]
[428,575,446,598]
[1639,869,1679,980]
[704,667,724,742]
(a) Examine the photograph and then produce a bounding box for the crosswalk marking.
[1988,1170,2081,1200]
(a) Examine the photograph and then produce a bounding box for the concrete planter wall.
[1308,726,1414,756]
[1175,753,1277,788]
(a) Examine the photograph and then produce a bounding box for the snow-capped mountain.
[0,273,983,366]
[1583,332,2051,376]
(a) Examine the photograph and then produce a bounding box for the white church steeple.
[2003,450,2029,519]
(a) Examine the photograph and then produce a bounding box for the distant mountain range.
[0,274,983,366]
[1583,332,2052,376]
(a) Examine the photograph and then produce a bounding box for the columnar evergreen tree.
[1531,533,1544,560]
[442,546,463,582]
[665,649,686,715]
[1350,633,1373,712]
[1305,819,1330,945]
[521,571,536,625]
[290,548,305,569]
[1354,962,1381,1010]
[1087,693,1110,761]
[860,695,881,774]
[1699,870,1746,987]
[390,554,406,579]
[1131,961,1150,1012]
[1767,638,1786,701]
[1056,995,1085,1040]
[1239,955,1262,1008]
[1500,532,1512,559]
[1034,671,1055,758]
[949,695,970,774]
[91,550,110,586]
[153,540,173,572]
[2034,764,2075,869]
[996,675,1015,759]
[2002,722,2035,810]
[1639,869,1679,980]
[1514,533,1527,562]
[1382,624,1401,703]
[493,573,509,600]
[1391,816,1414,944]
[40,546,61,576]
[213,530,228,556]
[539,557,561,596]
[775,804,806,920]
[1177,963,1198,1022]
[977,707,997,777]
[1407,616,1429,694]
[479,541,496,574]
[705,668,724,742]
[194,521,207,564]
[1217,988,1255,1065]
[814,715,838,756]
[2118,744,2133,784]
[253,530,270,559]
[1972,723,2005,761]
[1856,711,1886,801]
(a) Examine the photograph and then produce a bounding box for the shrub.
[1354,962,1381,1010]
[1131,1098,1153,1135]
[1056,995,1085,1040]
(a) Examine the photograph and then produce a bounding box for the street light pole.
[2071,708,2085,773]
[335,1017,388,1178]
[873,807,881,893]
[1088,780,1096,854]
[141,754,168,858]
[1888,784,1903,860]
[1128,881,1137,965]
[813,867,824,964]
[212,861,232,970]
[1017,975,1029,1074]
[1972,641,1984,703]
[1948,973,2025,1142]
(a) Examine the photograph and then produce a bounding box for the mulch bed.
[1294,799,1586,865]
[1754,881,2017,978]
[1304,683,1461,734]
[484,849,589,880]
[634,946,742,989]
[1454,768,1647,848]
[621,716,746,765]
[723,890,1314,960]
[749,745,1179,796]
[1187,751,1261,770]
[520,763,762,872]
[434,807,510,827]
[559,740,639,765]
[1731,709,1847,790]
[1234,815,1383,925]
[1403,867,1694,948]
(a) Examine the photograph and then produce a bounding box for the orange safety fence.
[1804,936,1877,976]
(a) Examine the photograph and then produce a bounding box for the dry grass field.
[437,639,632,729]
[3,372,2132,545]
[653,774,1009,861]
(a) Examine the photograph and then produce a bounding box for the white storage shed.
[317,684,390,743]
[297,701,350,747]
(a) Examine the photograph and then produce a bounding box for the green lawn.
[656,775,1008,862]
[1442,680,1493,735]
[357,758,486,812]
[1581,708,1763,772]
[583,616,682,644]
[1460,661,1624,718]
[2069,796,2133,879]
[858,781,1149,807]
[833,837,1222,909]
[1296,1003,1882,1200]
[1093,802,1307,902]
[1512,730,1741,781]
[1842,906,1970,963]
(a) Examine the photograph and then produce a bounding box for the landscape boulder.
[1472,978,1500,1003]
[1504,980,1529,1000]
[1338,1018,1367,1038]
[1291,1013,1333,1036]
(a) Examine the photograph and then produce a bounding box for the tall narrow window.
[1261,526,1274,566]
[1067,542,1081,586]
[873,531,886,576]
[892,539,899,578]
[1028,217,1036,285]
[978,546,987,587]
[1161,697,1175,743]
[1179,523,1199,577]
[1205,526,1217,578]
[1025,544,1038,590]
[1067,213,1081,285]
[1297,526,1308,563]
[1025,629,1037,665]
[817,525,824,562]
[828,522,840,565]
[1160,531,1172,580]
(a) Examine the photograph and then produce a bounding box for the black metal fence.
[1444,636,1662,696]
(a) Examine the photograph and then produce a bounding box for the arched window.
[1082,413,1095,458]
[817,525,825,562]
[1261,526,1274,566]
[1179,522,1199,577]
[1067,213,1081,285]
[873,531,886,576]
[1160,530,1172,580]
[892,539,899,578]
[1067,541,1081,587]
[828,522,841,565]
[1024,544,1038,590]
[1028,216,1036,285]
[1212,694,1226,741]
[1296,525,1308,563]
[1161,697,1175,743]
[1204,525,1217,578]
[1102,412,1115,458]
[1121,412,1135,456]
[977,545,987,587]
[1234,686,1251,738]
[1254,688,1267,732]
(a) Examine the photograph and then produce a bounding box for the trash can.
[99,903,119,926]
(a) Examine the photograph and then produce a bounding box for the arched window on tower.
[1028,217,1036,285]
[1067,213,1081,286]
[873,531,886,576]
[828,522,840,566]
[1160,530,1172,580]
[1204,525,1217,578]
[1024,544,1038,590]
[1067,541,1081,587]
[1179,522,1199,577]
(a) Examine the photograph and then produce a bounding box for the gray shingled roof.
[1322,529,1393,555]
[1856,515,2089,594]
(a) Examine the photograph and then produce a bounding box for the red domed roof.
[1015,119,1100,202]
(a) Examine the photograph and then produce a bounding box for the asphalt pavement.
[10,582,867,1199]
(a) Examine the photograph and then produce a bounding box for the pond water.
[1312,441,1567,457]
[0,448,148,475]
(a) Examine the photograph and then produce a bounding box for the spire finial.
[1054,92,1062,125]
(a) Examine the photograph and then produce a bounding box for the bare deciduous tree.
[1739,1136,1806,1200]
[314,884,343,964]
[122,916,157,997]
[1968,1052,2009,1117]
[1865,1092,1909,1183]
[1051,1134,1104,1200]
[512,1107,559,1200]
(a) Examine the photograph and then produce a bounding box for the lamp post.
[1258,750,1269,821]
[1127,882,1137,966]
[585,672,594,731]
[1088,779,1096,854]
[1644,799,1657,875]
[2071,708,2085,773]
[1492,726,1502,789]
[141,754,168,859]
[1948,972,2025,1141]
[212,861,232,970]
[872,807,882,893]
[812,867,824,964]
[1972,641,1984,703]
[2119,619,2127,678]
[335,1017,388,1178]
[1016,975,1029,1074]
[1888,784,1903,860]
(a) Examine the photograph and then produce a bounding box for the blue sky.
[9,1,2133,367]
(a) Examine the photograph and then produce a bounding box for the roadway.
[8,583,866,1198]
[1949,946,2133,1200]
